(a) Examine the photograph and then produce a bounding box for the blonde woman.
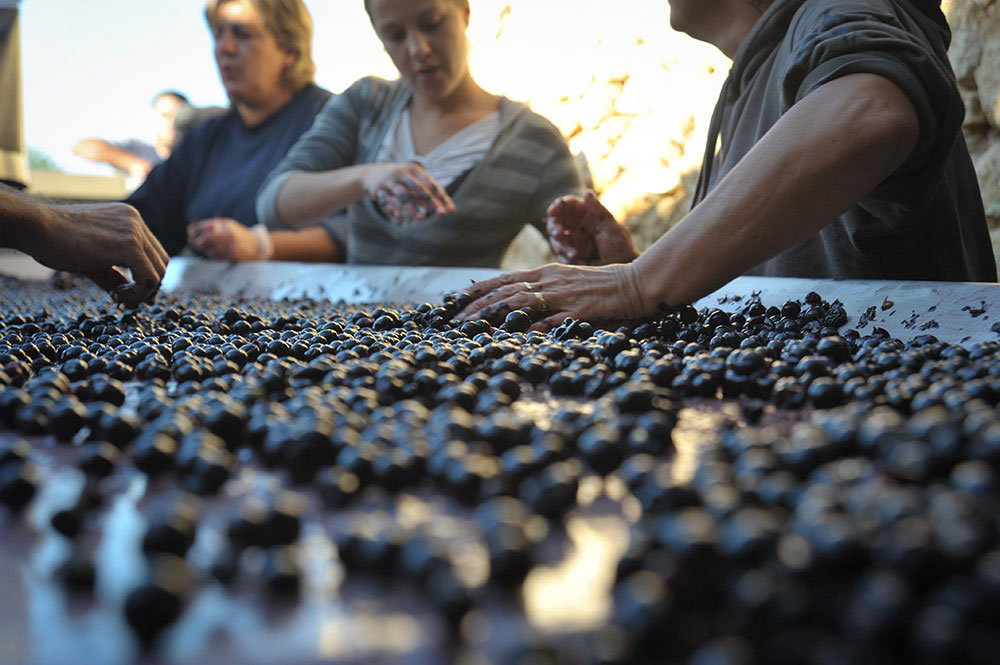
[127,0,338,262]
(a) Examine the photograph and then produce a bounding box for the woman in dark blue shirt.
[127,0,335,262]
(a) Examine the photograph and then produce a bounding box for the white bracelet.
[250,224,274,260]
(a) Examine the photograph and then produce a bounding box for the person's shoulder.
[791,0,896,29]
[500,98,568,144]
[300,82,334,105]
[340,76,408,105]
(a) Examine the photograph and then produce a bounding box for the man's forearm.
[0,184,54,254]
[633,73,920,310]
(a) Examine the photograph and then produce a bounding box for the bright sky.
[20,0,396,175]
[19,1,696,178]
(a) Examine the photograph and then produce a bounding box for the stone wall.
[945,0,1000,272]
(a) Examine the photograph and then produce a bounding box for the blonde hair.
[363,0,468,21]
[205,0,316,91]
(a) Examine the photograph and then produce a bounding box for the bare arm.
[274,162,454,228]
[457,73,921,326]
[187,218,343,263]
[631,73,920,310]
[0,185,168,305]
[271,227,343,262]
[274,166,370,227]
[72,138,154,178]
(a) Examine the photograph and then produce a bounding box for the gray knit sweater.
[256,76,585,267]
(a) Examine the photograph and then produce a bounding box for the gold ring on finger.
[534,291,549,313]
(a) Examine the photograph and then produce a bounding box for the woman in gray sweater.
[255,0,586,268]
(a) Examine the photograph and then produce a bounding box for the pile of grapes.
[1,275,999,665]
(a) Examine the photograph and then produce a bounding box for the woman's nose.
[405,31,431,58]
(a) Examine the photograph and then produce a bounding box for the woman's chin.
[411,80,454,102]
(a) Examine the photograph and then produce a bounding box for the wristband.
[250,224,274,260]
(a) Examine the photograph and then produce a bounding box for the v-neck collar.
[399,107,501,159]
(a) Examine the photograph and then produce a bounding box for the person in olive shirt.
[457,0,997,329]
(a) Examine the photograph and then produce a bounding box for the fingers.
[187,221,212,249]
[583,190,617,226]
[457,281,524,321]
[127,209,168,287]
[545,195,586,221]
[460,268,540,303]
[529,311,570,333]
[147,229,169,275]
[140,226,169,281]
[464,290,541,324]
[372,188,403,221]
[547,217,595,265]
[388,181,424,221]
[85,266,152,308]
[406,168,454,216]
[102,210,166,306]
[548,233,587,264]
[137,215,169,269]
[188,219,233,259]
[375,185,431,224]
[199,238,231,260]
[188,218,223,246]
[545,194,603,264]
[85,266,130,295]
[545,191,622,266]
[366,163,455,224]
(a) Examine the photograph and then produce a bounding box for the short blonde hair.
[205,0,316,91]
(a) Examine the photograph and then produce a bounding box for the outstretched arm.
[457,73,920,327]
[72,138,155,178]
[0,185,168,306]
[274,162,455,228]
[630,72,918,309]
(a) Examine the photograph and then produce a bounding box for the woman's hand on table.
[188,218,263,261]
[453,262,652,332]
[545,190,639,265]
[362,163,455,224]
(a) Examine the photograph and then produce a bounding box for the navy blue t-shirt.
[127,83,332,256]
